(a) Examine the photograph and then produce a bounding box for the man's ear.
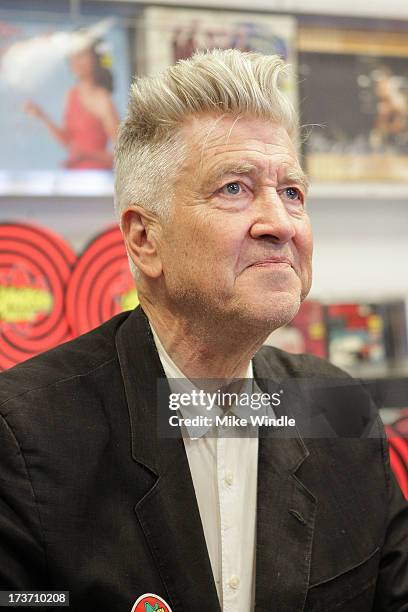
[121,206,163,279]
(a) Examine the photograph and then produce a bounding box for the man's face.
[157,114,313,331]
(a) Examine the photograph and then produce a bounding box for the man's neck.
[142,301,268,381]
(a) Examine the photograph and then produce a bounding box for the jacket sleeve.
[0,412,47,588]
[374,421,408,611]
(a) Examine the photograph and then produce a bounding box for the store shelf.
[308,182,408,201]
[93,0,408,20]
[0,170,114,198]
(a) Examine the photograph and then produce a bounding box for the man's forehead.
[179,113,305,187]
[182,113,295,150]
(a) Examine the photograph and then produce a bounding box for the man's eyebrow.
[201,161,309,194]
[283,168,310,194]
[201,162,259,188]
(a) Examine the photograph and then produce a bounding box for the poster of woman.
[0,14,131,195]
[24,37,120,171]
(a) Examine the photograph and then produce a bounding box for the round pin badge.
[0,222,76,370]
[66,225,138,336]
[131,593,172,612]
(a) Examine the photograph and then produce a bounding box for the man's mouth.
[250,256,294,268]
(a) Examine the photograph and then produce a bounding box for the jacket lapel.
[116,307,318,611]
[115,307,220,611]
[253,352,317,612]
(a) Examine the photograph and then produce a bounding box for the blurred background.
[1,1,408,483]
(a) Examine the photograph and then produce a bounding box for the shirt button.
[224,471,234,486]
[228,575,240,589]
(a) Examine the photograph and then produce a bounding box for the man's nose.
[249,189,296,243]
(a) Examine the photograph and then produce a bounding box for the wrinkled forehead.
[182,112,295,147]
[178,113,305,186]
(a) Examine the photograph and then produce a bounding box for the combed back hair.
[114,48,298,270]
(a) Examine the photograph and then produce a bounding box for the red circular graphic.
[66,225,138,336]
[131,593,172,612]
[0,222,76,370]
[386,423,408,500]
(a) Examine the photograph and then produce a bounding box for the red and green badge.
[131,593,172,612]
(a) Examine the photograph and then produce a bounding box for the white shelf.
[309,182,408,201]
[0,170,114,198]
[94,0,408,20]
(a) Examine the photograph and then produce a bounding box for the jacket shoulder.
[256,345,384,439]
[0,311,129,413]
[255,344,352,380]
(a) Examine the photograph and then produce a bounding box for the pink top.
[64,87,111,170]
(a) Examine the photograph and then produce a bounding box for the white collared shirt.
[151,326,273,612]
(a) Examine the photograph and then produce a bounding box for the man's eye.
[284,187,302,201]
[220,182,242,196]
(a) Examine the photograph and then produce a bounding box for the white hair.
[114,48,298,278]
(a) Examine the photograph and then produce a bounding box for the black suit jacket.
[0,307,407,611]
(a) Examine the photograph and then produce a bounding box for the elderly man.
[0,50,407,612]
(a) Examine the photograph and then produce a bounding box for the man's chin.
[237,292,301,332]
